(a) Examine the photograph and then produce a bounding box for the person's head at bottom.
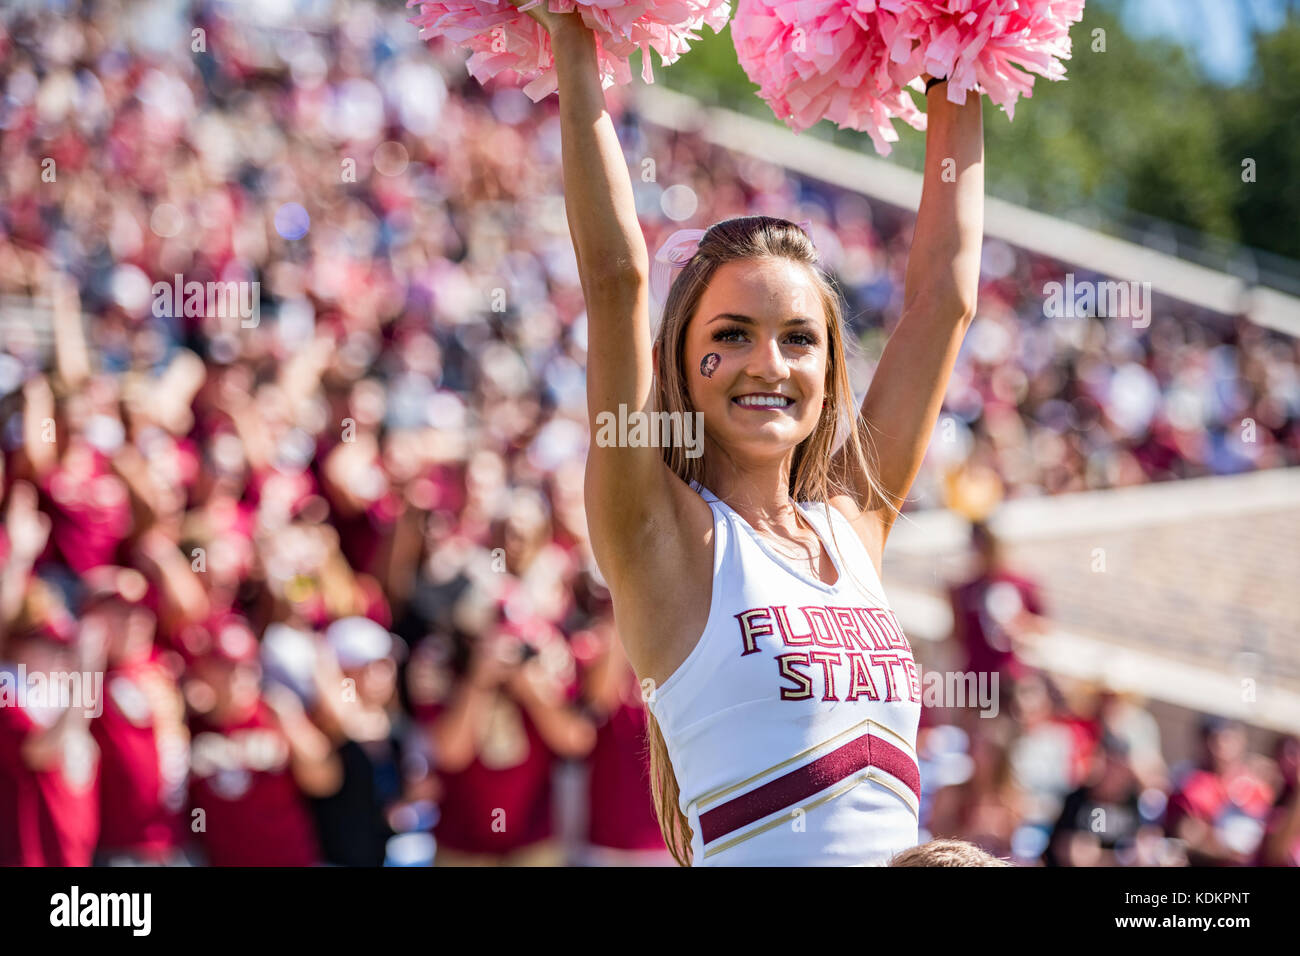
[888,838,1013,867]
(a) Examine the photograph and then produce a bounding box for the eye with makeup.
[711,327,821,348]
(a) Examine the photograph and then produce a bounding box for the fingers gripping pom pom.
[731,0,1086,152]
[890,0,1087,120]
[406,0,733,102]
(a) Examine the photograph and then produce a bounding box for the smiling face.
[684,257,830,461]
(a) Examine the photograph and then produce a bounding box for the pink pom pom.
[732,0,1085,151]
[730,0,928,155]
[888,0,1086,120]
[406,0,733,102]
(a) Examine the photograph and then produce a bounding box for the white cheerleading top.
[645,481,922,866]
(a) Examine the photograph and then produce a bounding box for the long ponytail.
[645,707,693,866]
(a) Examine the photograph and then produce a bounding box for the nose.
[744,332,790,383]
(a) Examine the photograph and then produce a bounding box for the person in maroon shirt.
[572,606,673,866]
[19,367,134,578]
[184,616,341,866]
[83,566,193,865]
[414,601,595,866]
[0,589,102,866]
[948,520,1050,730]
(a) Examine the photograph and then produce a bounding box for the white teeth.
[735,395,791,407]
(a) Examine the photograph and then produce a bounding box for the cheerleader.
[515,2,984,865]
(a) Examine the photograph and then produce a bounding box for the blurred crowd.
[923,521,1298,866]
[0,0,1296,867]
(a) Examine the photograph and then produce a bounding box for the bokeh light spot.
[150,203,184,238]
[661,184,698,222]
[274,203,311,240]
[373,141,410,178]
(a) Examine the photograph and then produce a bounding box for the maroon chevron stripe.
[698,731,920,845]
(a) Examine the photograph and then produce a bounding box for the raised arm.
[49,273,91,393]
[509,5,669,583]
[844,79,984,545]
[525,6,650,283]
[0,482,50,659]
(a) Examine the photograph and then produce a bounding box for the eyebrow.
[708,313,819,327]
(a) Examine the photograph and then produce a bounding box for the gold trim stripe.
[867,767,921,817]
[867,720,915,758]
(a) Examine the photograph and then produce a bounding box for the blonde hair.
[644,215,901,866]
[888,838,1014,867]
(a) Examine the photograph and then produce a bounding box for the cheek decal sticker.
[700,352,721,378]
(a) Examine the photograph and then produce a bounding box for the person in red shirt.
[949,521,1049,687]
[19,371,134,577]
[83,566,192,865]
[184,616,341,866]
[414,598,595,865]
[1164,716,1275,866]
[0,587,101,866]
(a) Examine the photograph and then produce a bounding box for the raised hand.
[263,681,308,724]
[503,0,586,36]
[466,629,523,690]
[5,481,50,563]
